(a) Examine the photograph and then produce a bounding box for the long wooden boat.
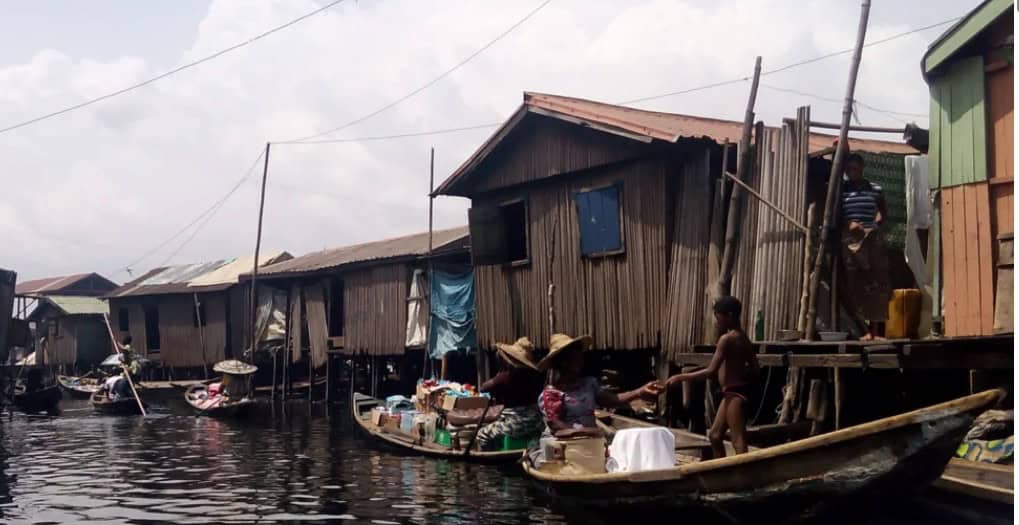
[13,385,62,413]
[57,375,102,399]
[185,384,255,418]
[352,393,526,464]
[90,390,147,415]
[932,457,1013,505]
[522,389,1003,519]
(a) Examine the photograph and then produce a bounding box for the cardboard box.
[383,413,402,433]
[370,408,388,427]
[441,394,491,412]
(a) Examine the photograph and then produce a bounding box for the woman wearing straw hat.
[475,337,546,451]
[537,334,659,440]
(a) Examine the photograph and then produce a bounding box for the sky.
[0,0,981,282]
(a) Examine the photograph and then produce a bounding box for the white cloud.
[0,0,970,282]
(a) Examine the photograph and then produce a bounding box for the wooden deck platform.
[681,334,1013,369]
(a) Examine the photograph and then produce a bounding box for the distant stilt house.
[923,0,1014,336]
[434,92,916,370]
[13,272,118,369]
[104,253,291,370]
[248,227,472,392]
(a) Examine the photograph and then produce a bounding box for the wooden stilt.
[326,354,331,403]
[778,367,800,424]
[715,56,763,298]
[805,0,871,339]
[834,367,844,429]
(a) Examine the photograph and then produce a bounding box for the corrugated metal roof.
[16,273,92,295]
[45,295,109,316]
[254,227,470,279]
[107,252,289,298]
[436,91,918,196]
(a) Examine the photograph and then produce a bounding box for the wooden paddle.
[462,396,493,457]
[101,313,147,416]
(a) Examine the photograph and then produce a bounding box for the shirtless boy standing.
[657,296,758,457]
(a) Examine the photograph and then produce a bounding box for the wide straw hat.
[494,337,539,370]
[537,333,593,372]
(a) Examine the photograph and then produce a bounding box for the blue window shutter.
[576,185,622,255]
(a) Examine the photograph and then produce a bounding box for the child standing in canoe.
[656,296,759,457]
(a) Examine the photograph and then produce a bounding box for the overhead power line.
[0,0,347,136]
[279,0,552,144]
[618,16,960,106]
[112,149,265,277]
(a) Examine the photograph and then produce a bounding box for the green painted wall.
[928,55,988,189]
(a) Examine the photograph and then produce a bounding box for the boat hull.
[91,391,147,415]
[13,386,62,413]
[523,390,1003,520]
[57,375,100,399]
[185,385,255,418]
[352,393,525,464]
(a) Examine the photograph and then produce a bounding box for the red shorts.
[722,384,752,403]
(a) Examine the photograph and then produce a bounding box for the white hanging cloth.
[405,269,428,347]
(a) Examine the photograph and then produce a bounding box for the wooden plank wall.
[929,56,989,189]
[661,151,714,360]
[109,301,150,356]
[45,315,77,365]
[987,60,1013,241]
[153,294,227,367]
[228,284,249,359]
[473,157,670,351]
[745,110,809,340]
[941,183,996,336]
[305,281,329,367]
[465,114,651,195]
[342,264,409,357]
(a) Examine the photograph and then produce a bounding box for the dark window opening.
[144,306,161,350]
[328,280,345,337]
[468,199,530,266]
[576,184,624,256]
[501,200,529,263]
[192,300,207,327]
[118,307,130,332]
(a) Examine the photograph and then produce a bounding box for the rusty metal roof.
[252,226,470,280]
[106,252,290,298]
[15,273,117,296]
[436,91,918,196]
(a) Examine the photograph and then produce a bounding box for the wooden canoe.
[57,375,102,399]
[90,390,147,416]
[13,385,62,413]
[522,389,1004,519]
[932,457,1013,505]
[185,385,255,418]
[352,393,526,464]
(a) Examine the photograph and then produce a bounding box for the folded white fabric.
[607,427,676,472]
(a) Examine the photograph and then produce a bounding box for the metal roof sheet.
[44,295,109,316]
[107,252,289,298]
[254,227,469,279]
[436,91,918,196]
[15,273,109,295]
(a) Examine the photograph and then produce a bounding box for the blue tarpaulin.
[429,269,476,358]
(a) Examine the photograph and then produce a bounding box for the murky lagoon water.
[0,395,1005,524]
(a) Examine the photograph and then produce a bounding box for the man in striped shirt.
[839,153,891,341]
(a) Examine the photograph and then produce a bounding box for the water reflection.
[0,397,1003,524]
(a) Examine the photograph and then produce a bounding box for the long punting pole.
[715,56,762,298]
[101,313,146,416]
[250,142,271,360]
[805,0,871,339]
[425,148,435,380]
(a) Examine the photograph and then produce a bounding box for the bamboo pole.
[805,0,871,340]
[425,148,435,380]
[193,293,209,379]
[723,171,808,233]
[101,313,146,416]
[715,56,763,298]
[249,142,271,359]
[797,202,818,333]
